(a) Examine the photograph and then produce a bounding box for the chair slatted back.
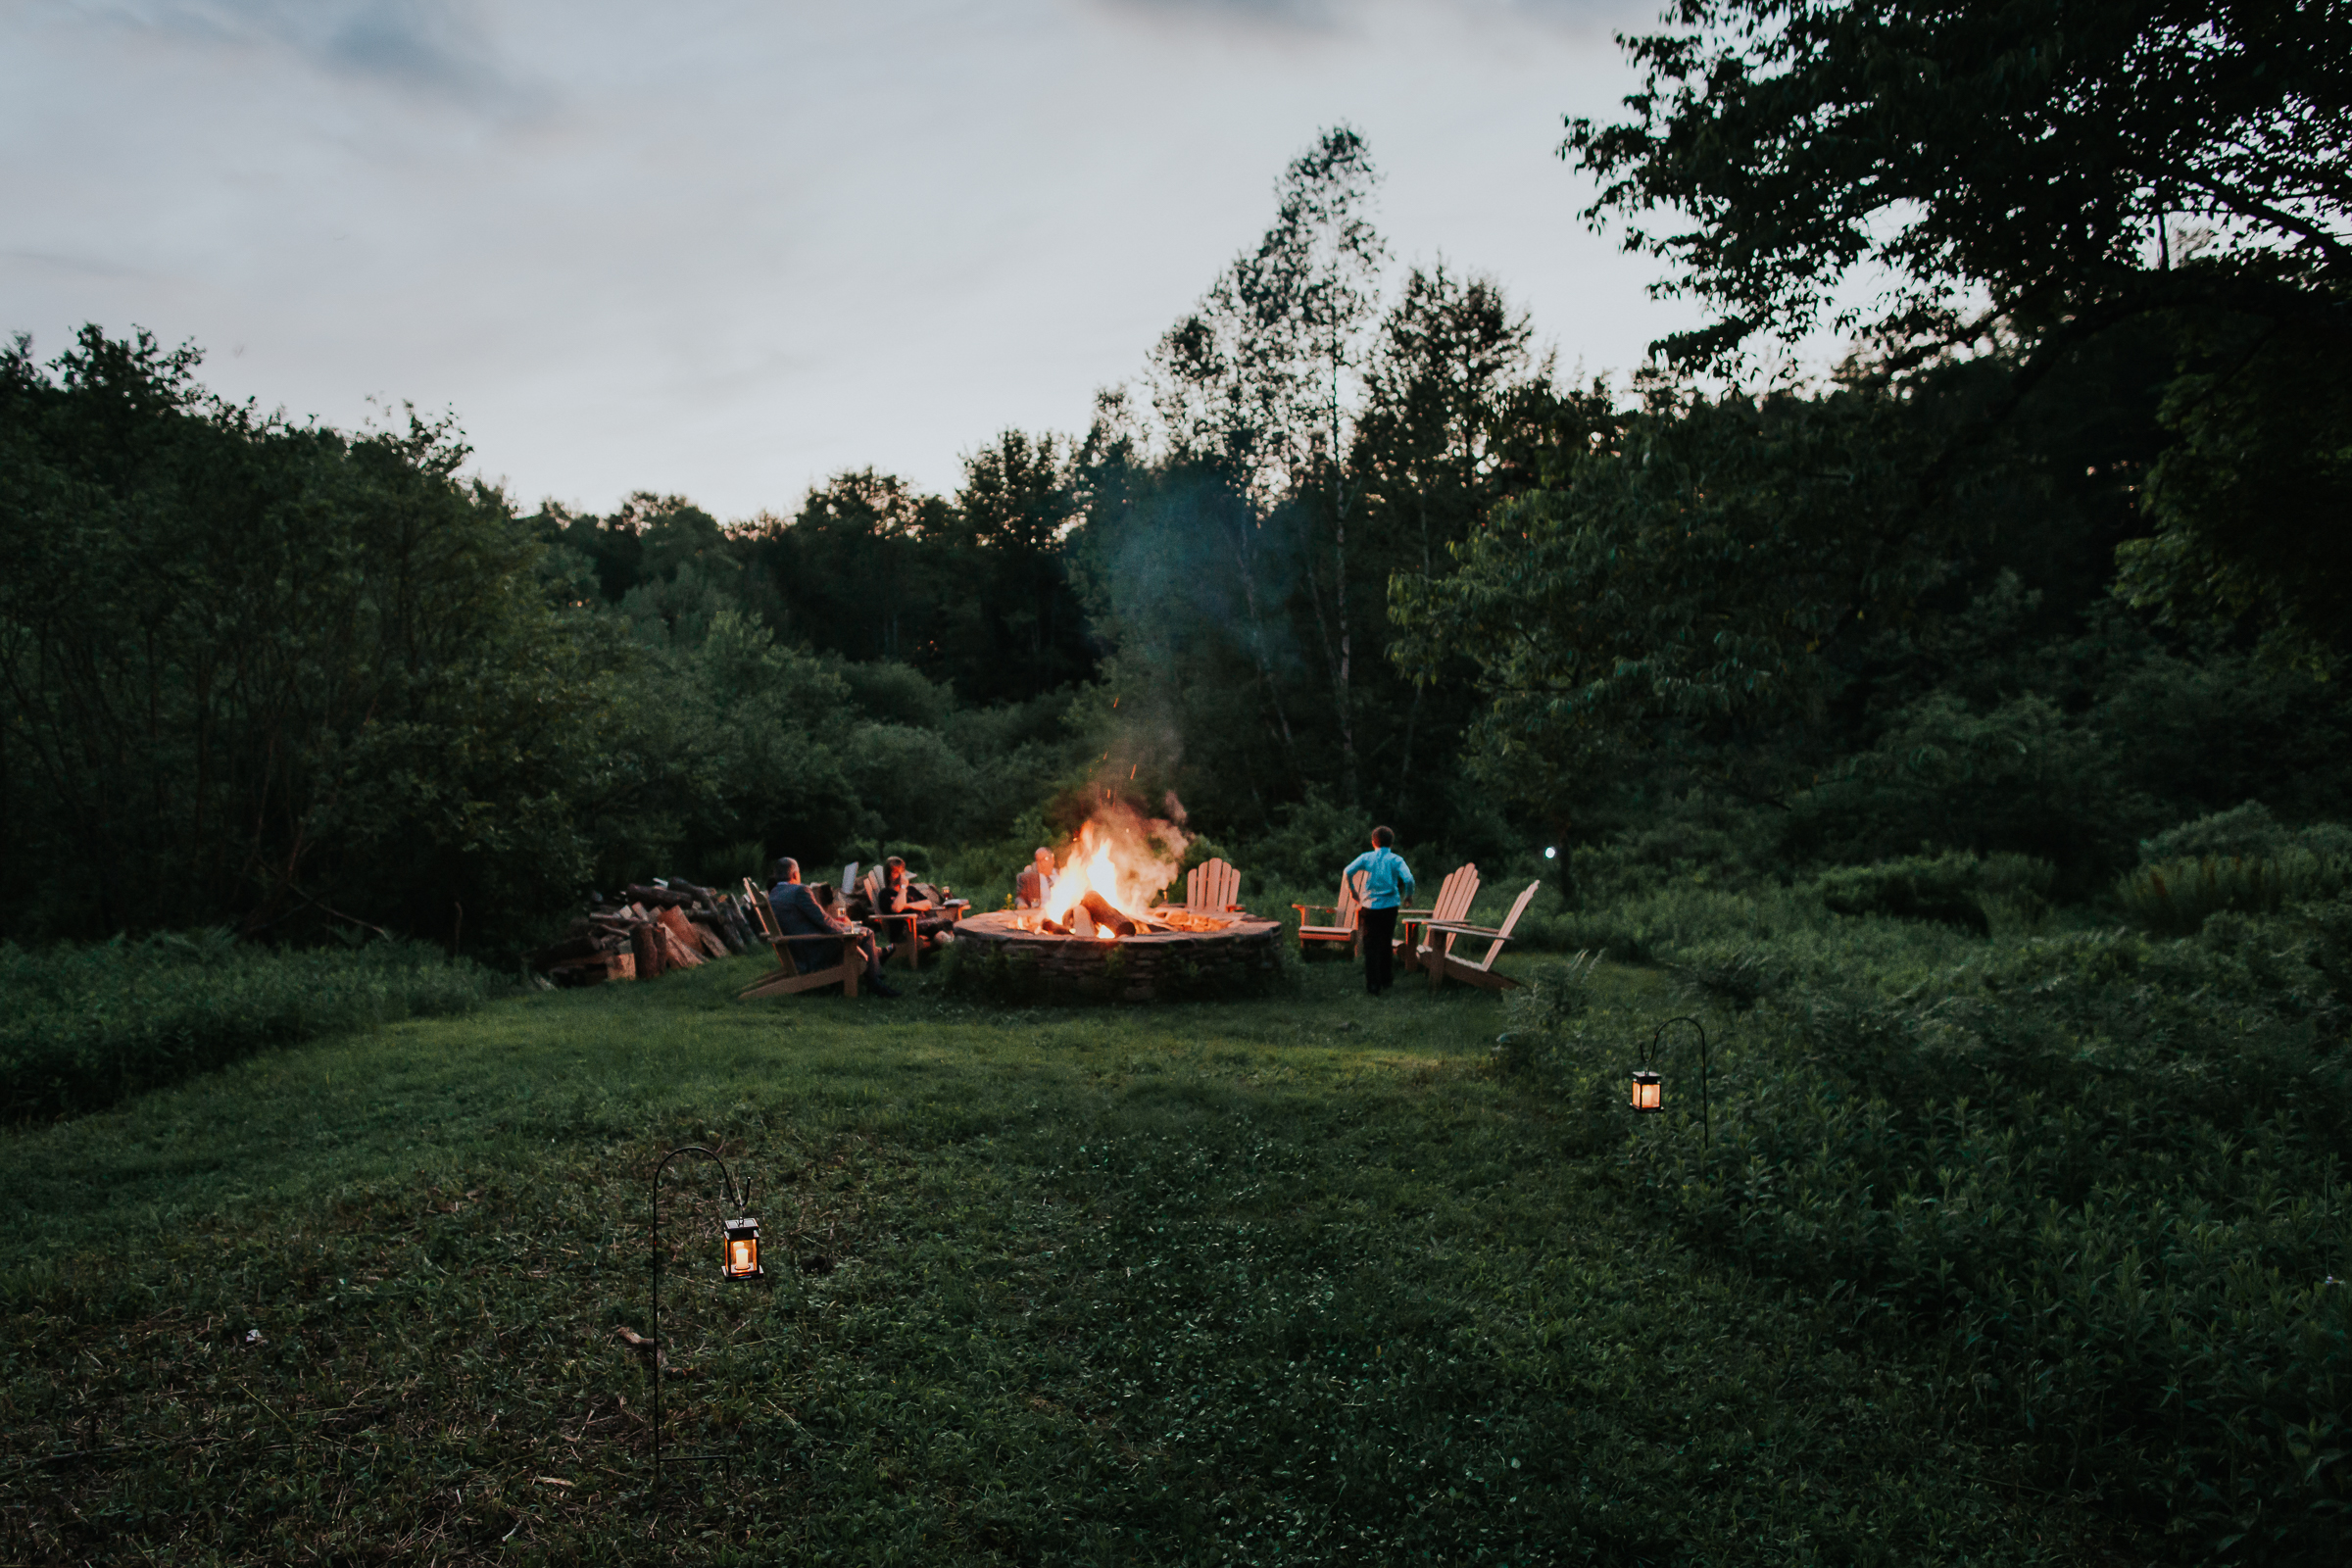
[1336,869,1366,928]
[1421,863,1481,961]
[1186,858,1240,911]
[1460,881,1544,972]
[741,877,782,942]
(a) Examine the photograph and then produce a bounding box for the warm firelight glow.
[1040,800,1191,936]
[722,1217,761,1280]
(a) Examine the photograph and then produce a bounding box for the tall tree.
[1353,266,1545,810]
[1151,125,1388,802]
[949,430,1094,702]
[1561,0,2352,651]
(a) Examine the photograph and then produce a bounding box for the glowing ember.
[1041,800,1190,936]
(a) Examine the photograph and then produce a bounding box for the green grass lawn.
[3,951,2100,1565]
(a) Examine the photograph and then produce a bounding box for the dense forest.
[3,0,2345,962]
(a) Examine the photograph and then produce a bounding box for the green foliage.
[0,328,612,950]
[1790,693,2131,874]
[1563,2,2352,653]
[1239,792,1374,893]
[1390,386,1949,815]
[2117,850,2352,935]
[1811,850,2054,935]
[2140,800,2352,863]
[0,933,497,1118]
[2116,305,2352,660]
[1563,2,2344,371]
[1592,920,2352,1561]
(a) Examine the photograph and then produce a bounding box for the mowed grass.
[3,952,2091,1566]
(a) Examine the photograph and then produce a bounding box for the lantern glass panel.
[1630,1069,1663,1113]
[722,1217,761,1280]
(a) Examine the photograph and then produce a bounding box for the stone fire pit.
[950,907,1285,1003]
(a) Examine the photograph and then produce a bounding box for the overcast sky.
[6,0,1708,519]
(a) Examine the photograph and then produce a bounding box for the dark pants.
[1361,906,1398,994]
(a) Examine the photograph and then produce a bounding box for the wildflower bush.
[0,932,500,1118]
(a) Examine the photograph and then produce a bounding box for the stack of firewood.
[531,880,762,987]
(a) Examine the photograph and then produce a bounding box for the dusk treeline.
[6,0,2348,955]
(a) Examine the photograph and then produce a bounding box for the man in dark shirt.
[768,858,895,997]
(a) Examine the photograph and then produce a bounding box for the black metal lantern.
[721,1215,762,1281]
[1630,1066,1663,1113]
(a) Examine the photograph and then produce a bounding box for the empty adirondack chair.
[1184,857,1242,911]
[1419,880,1544,993]
[1396,863,1479,976]
[1294,869,1367,957]
[736,878,864,1000]
[859,869,924,970]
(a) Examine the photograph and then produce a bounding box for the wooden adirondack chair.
[1396,863,1480,976]
[1419,880,1544,993]
[859,869,923,970]
[736,878,864,1000]
[1294,870,1367,957]
[1185,857,1242,911]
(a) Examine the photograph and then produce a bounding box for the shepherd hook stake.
[1650,1015,1712,1152]
[647,1144,755,1500]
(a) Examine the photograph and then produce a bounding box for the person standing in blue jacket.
[1341,826,1414,996]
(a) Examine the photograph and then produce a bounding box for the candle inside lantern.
[1630,1068,1663,1113]
[721,1216,762,1280]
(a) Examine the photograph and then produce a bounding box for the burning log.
[1078,891,1139,937]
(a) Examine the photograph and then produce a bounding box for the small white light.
[1543,846,1557,860]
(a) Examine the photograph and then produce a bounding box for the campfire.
[1023,803,1190,940]
[956,799,1279,1001]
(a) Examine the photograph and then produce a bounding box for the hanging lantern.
[721,1216,763,1281]
[1630,1067,1663,1113]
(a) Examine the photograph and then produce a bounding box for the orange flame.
[1041,802,1190,936]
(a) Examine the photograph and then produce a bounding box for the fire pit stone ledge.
[950,908,1286,1003]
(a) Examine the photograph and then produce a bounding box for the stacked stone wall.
[950,913,1287,1003]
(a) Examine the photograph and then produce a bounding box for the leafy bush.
[1570,920,2352,1562]
[1812,850,2055,934]
[2117,849,2352,934]
[2140,801,2352,864]
[0,933,500,1118]
[1241,792,1374,892]
[1788,692,2141,881]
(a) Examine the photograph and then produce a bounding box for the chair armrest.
[1421,920,1503,938]
[1292,903,1340,918]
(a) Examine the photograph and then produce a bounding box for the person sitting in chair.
[874,856,933,915]
[1014,846,1057,908]
[768,857,895,997]
[876,855,957,949]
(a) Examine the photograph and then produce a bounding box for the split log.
[631,922,666,980]
[714,896,755,953]
[1078,892,1139,937]
[684,913,730,958]
[656,906,714,963]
